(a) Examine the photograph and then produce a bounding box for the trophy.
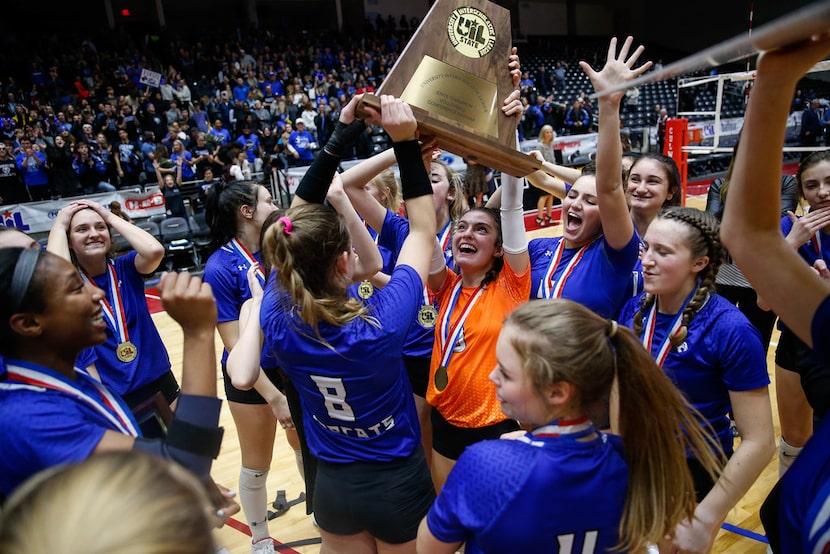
[359,0,541,177]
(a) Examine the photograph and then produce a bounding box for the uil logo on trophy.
[447,7,495,59]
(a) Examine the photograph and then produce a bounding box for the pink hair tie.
[278,216,293,235]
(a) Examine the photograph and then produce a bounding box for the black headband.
[10,249,40,313]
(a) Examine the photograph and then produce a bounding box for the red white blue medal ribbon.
[438,281,483,369]
[537,238,593,299]
[5,363,139,436]
[640,287,702,368]
[533,416,594,438]
[229,238,265,288]
[81,262,129,346]
[438,220,452,258]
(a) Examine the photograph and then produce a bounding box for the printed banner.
[0,187,166,235]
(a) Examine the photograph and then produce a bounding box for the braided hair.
[633,207,724,346]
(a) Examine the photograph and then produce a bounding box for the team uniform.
[0,359,140,496]
[375,210,455,395]
[203,240,275,404]
[426,419,628,553]
[529,233,640,318]
[260,264,434,542]
[776,216,830,418]
[83,251,177,413]
[427,262,530,458]
[619,292,769,496]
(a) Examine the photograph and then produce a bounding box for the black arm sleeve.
[132,394,223,482]
[395,140,432,200]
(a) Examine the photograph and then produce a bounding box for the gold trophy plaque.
[359,0,541,177]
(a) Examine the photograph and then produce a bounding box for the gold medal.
[434,365,449,391]
[117,341,138,363]
[418,304,437,328]
[357,280,374,299]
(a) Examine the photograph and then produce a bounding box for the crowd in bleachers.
[4,21,830,209]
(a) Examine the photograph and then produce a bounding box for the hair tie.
[606,319,618,339]
[10,249,41,313]
[278,216,293,235]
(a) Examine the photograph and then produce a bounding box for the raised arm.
[95,272,223,484]
[340,148,397,232]
[290,94,368,208]
[383,95,436,284]
[721,36,830,345]
[326,172,383,281]
[580,37,649,250]
[524,151,572,199]
[153,160,165,187]
[88,200,165,274]
[47,201,88,261]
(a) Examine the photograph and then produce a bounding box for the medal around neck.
[434,365,449,391]
[117,341,138,363]
[357,280,374,299]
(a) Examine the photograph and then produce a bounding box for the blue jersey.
[87,251,171,397]
[260,265,422,464]
[529,233,640,318]
[782,215,830,267]
[426,428,628,553]
[774,297,830,553]
[778,414,830,553]
[619,293,769,453]
[0,359,139,496]
[203,244,261,364]
[378,210,451,358]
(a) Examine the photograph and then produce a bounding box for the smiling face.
[489,324,551,425]
[562,175,602,248]
[800,159,830,212]
[626,158,675,220]
[641,218,708,299]
[451,208,502,274]
[35,254,108,351]
[68,209,111,268]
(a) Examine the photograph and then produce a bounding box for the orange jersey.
[427,263,530,427]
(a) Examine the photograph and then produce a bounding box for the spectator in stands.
[236,125,263,176]
[657,108,669,154]
[46,134,78,198]
[553,61,567,91]
[228,150,252,181]
[73,142,115,194]
[169,139,196,182]
[141,103,167,143]
[564,99,590,135]
[109,200,132,223]
[251,100,272,130]
[15,137,49,201]
[0,141,27,204]
[209,119,231,145]
[286,120,316,166]
[190,102,209,134]
[800,99,823,152]
[155,158,187,218]
[114,129,142,188]
[315,99,337,148]
[166,101,182,126]
[232,77,250,105]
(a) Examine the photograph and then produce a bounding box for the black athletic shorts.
[403,354,430,398]
[431,408,520,460]
[313,446,435,543]
[221,362,282,404]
